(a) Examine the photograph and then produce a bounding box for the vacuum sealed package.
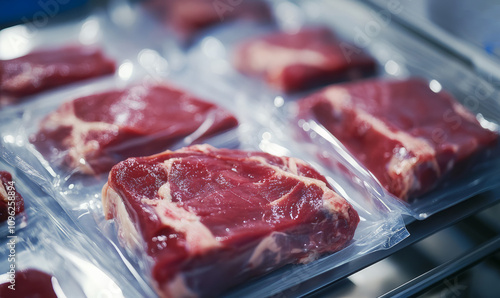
[0,159,148,297]
[232,26,376,92]
[0,72,407,298]
[29,82,238,175]
[296,78,498,201]
[0,44,116,107]
[5,0,478,297]
[103,144,361,296]
[140,0,274,42]
[278,0,500,219]
[0,16,119,110]
[186,0,500,219]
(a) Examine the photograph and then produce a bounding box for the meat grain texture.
[31,83,238,175]
[102,144,359,297]
[0,45,115,106]
[233,27,376,92]
[298,78,499,201]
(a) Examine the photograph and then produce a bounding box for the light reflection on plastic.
[3,135,15,144]
[348,258,399,286]
[259,140,290,157]
[384,60,400,76]
[79,18,101,45]
[429,79,442,93]
[262,131,272,140]
[68,184,75,190]
[302,122,311,132]
[138,49,169,75]
[276,2,303,33]
[210,59,230,75]
[0,25,33,59]
[0,272,10,284]
[15,135,24,146]
[53,245,124,298]
[138,49,157,67]
[118,61,134,80]
[325,176,349,202]
[51,276,68,298]
[274,96,284,108]
[201,37,226,59]
[111,3,136,27]
[477,113,499,131]
[302,1,322,19]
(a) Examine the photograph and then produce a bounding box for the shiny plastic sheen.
[297,78,498,201]
[0,0,429,297]
[103,145,359,296]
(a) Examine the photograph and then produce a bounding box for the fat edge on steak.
[102,144,359,297]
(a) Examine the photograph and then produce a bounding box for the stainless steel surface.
[258,187,500,297]
[293,2,500,295]
[380,235,500,297]
[362,0,500,85]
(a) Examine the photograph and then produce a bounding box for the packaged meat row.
[290,0,500,219]
[103,144,360,296]
[0,0,498,296]
[0,160,148,297]
[296,78,498,201]
[0,45,116,107]
[187,0,500,219]
[0,2,408,297]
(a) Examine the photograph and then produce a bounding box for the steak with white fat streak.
[31,83,238,174]
[233,27,376,92]
[297,78,499,201]
[102,144,359,297]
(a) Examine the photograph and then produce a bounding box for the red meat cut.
[233,27,376,92]
[30,83,238,175]
[144,0,271,39]
[0,171,24,222]
[0,45,115,107]
[102,144,359,297]
[0,269,59,298]
[297,78,499,201]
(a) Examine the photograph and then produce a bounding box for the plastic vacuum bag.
[0,0,418,296]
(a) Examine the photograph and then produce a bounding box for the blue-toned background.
[0,0,89,27]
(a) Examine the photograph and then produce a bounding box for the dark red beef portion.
[298,78,498,200]
[144,0,272,38]
[0,45,115,106]
[234,27,376,92]
[31,84,238,174]
[0,269,58,298]
[105,145,359,296]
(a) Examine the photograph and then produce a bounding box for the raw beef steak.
[144,0,271,39]
[0,171,24,222]
[0,269,58,298]
[0,45,115,106]
[233,27,376,92]
[31,84,238,175]
[297,78,499,201]
[102,144,359,297]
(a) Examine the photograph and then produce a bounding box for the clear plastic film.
[0,7,236,297]
[279,0,500,219]
[0,158,148,297]
[0,0,417,297]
